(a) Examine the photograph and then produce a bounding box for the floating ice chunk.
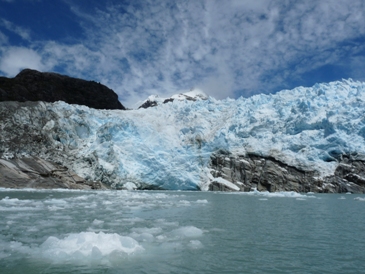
[196,199,208,204]
[47,206,64,211]
[188,240,203,249]
[123,182,137,190]
[156,235,167,241]
[338,196,346,200]
[1,197,20,203]
[268,192,307,198]
[92,219,104,226]
[91,246,102,259]
[40,231,143,260]
[129,232,154,242]
[178,200,191,206]
[131,227,162,235]
[44,199,68,205]
[354,197,365,201]
[107,249,129,263]
[27,227,39,232]
[7,241,31,254]
[171,226,204,238]
[244,190,315,199]
[154,219,179,227]
[124,217,144,224]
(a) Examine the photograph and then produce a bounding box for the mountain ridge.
[0,69,125,110]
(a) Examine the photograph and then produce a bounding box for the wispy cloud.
[0,19,31,41]
[0,0,364,107]
[0,31,8,45]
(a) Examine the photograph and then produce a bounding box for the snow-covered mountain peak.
[170,88,208,101]
[138,88,208,109]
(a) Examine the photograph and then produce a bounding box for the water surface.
[0,189,364,273]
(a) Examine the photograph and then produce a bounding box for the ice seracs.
[1,79,365,192]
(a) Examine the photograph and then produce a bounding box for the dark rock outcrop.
[0,69,126,110]
[209,152,365,193]
[138,99,158,109]
[0,156,108,189]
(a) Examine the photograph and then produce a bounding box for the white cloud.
[0,47,51,76]
[1,0,365,108]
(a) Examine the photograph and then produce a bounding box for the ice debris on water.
[40,232,143,258]
[0,190,208,264]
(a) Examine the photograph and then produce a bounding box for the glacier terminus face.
[1,79,365,192]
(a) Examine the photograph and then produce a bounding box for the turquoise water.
[0,189,364,273]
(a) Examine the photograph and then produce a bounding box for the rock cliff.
[0,156,107,189]
[209,151,365,193]
[0,69,125,110]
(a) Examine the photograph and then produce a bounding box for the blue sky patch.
[0,0,364,108]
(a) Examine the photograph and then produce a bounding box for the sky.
[0,0,365,108]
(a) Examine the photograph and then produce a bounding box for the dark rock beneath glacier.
[209,181,237,191]
[0,156,108,190]
[0,69,125,110]
[209,152,365,193]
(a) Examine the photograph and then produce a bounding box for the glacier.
[1,79,365,192]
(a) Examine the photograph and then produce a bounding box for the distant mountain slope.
[0,69,125,110]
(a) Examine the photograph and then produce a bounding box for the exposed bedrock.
[0,69,125,110]
[209,152,365,193]
[0,156,108,190]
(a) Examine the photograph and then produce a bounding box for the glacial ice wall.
[2,79,365,190]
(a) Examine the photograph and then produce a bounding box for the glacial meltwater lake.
[0,189,364,274]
